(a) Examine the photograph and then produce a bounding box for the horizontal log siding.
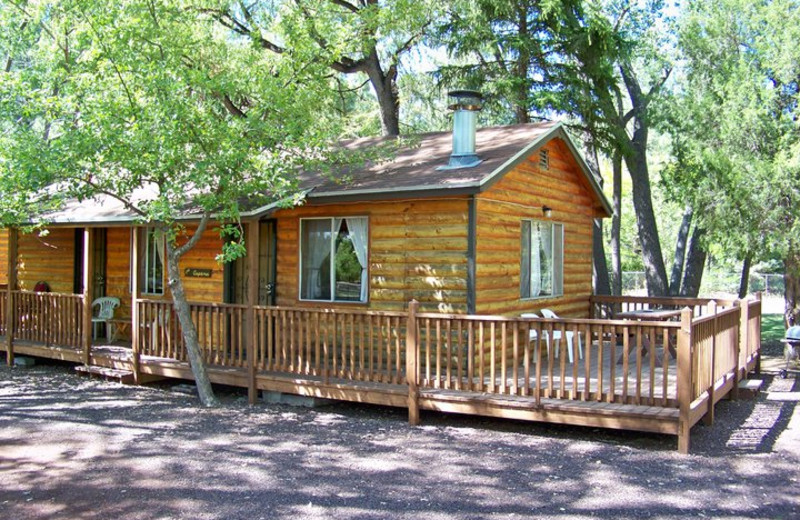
[272,199,470,313]
[175,225,225,303]
[105,227,132,322]
[475,140,596,317]
[17,228,75,293]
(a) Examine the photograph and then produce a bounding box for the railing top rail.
[254,305,408,319]
[136,298,250,310]
[136,298,410,318]
[416,312,682,328]
[590,295,739,307]
[12,290,83,298]
[691,305,742,326]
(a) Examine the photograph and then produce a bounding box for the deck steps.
[75,365,135,384]
[737,378,763,399]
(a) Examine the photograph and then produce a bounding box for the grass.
[762,313,785,343]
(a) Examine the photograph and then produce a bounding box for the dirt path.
[1,350,798,520]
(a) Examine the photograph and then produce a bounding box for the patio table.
[615,309,681,366]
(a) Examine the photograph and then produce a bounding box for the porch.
[1,291,762,453]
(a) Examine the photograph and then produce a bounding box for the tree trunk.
[593,220,611,295]
[670,204,693,296]
[738,254,752,299]
[582,137,610,296]
[363,49,400,137]
[784,247,800,326]
[611,152,622,296]
[680,225,707,298]
[165,234,219,407]
[624,136,670,296]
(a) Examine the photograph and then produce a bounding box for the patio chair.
[540,309,583,362]
[92,297,120,341]
[522,310,582,363]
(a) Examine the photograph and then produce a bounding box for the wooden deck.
[1,294,763,453]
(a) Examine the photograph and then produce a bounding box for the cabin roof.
[246,121,611,218]
[39,121,612,225]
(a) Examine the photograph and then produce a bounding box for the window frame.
[520,219,564,300]
[298,216,369,304]
[141,227,165,296]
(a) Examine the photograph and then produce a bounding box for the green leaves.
[666,0,800,260]
[0,0,343,245]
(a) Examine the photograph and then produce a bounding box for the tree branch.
[173,212,210,259]
[328,0,361,14]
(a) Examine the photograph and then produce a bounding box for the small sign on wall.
[184,268,213,278]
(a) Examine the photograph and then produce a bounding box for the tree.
[668,0,800,319]
[436,0,675,296]
[207,0,438,137]
[0,0,345,405]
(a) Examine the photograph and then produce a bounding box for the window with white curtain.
[143,227,164,295]
[520,220,563,299]
[300,217,368,303]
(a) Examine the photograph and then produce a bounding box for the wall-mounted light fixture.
[542,206,552,218]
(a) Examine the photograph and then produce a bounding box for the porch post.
[246,221,260,405]
[81,228,95,365]
[677,306,693,454]
[131,227,141,383]
[5,228,17,366]
[406,299,420,426]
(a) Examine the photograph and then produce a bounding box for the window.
[300,217,368,303]
[143,227,164,295]
[520,220,563,299]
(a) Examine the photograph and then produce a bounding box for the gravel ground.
[1,345,799,520]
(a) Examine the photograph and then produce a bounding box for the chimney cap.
[448,90,483,111]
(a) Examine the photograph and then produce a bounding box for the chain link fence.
[619,271,785,297]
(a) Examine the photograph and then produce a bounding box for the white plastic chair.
[522,310,583,363]
[541,309,582,362]
[91,297,120,341]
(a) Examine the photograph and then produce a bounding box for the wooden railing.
[590,295,737,319]
[11,291,84,348]
[131,295,760,453]
[254,307,407,384]
[415,312,681,407]
[689,303,740,404]
[742,299,762,373]
[0,291,5,336]
[137,300,409,384]
[137,300,249,368]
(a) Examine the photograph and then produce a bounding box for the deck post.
[81,228,95,366]
[702,300,717,426]
[677,306,693,454]
[246,221,260,405]
[755,292,762,374]
[5,228,17,366]
[732,299,747,400]
[131,227,141,384]
[406,299,420,426]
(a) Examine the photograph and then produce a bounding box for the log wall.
[17,228,75,293]
[2,224,225,321]
[105,227,132,319]
[475,139,597,317]
[272,198,470,313]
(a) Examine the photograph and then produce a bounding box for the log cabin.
[0,92,761,454]
[0,95,612,324]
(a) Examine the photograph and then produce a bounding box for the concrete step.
[737,378,764,399]
[75,365,135,384]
